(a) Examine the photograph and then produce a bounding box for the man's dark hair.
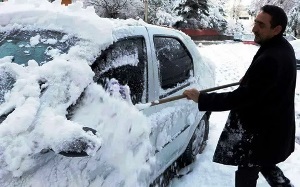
[261,5,287,35]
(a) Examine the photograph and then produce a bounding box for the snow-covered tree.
[147,0,182,26]
[199,0,227,32]
[227,0,244,21]
[249,0,298,15]
[287,4,300,37]
[174,0,209,28]
[83,0,144,19]
[151,0,227,32]
[175,0,209,19]
[83,0,230,33]
[249,0,300,37]
[173,0,216,29]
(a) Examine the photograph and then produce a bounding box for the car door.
[142,26,200,172]
[89,25,201,179]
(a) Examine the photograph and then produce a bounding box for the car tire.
[177,113,209,168]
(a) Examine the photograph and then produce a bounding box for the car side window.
[153,37,193,91]
[91,37,147,104]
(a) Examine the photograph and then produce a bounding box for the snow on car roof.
[0,1,110,41]
[0,1,153,186]
[0,0,153,66]
[0,0,147,48]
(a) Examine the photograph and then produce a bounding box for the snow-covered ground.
[170,42,300,187]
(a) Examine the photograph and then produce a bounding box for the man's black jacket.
[198,35,297,166]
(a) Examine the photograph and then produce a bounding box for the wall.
[179,28,233,41]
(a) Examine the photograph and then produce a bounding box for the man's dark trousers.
[235,165,293,187]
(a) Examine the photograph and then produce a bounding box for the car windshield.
[0,30,78,65]
[0,29,79,104]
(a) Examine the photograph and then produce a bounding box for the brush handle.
[150,82,240,107]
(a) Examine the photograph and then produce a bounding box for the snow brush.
[148,82,240,107]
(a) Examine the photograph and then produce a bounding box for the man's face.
[252,11,281,44]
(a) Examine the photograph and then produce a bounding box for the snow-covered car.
[233,33,257,45]
[241,33,256,45]
[233,32,242,41]
[284,34,297,41]
[290,39,300,70]
[0,1,215,186]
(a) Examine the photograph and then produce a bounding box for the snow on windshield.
[0,0,154,186]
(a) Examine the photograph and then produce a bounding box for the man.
[183,5,296,187]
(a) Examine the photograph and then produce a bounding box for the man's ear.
[273,25,282,35]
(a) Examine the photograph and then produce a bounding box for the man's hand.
[183,88,200,103]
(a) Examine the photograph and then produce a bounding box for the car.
[233,33,257,45]
[290,39,300,70]
[0,0,215,186]
[240,33,256,45]
[284,34,297,41]
[233,32,243,41]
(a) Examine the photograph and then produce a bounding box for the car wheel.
[177,113,209,167]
